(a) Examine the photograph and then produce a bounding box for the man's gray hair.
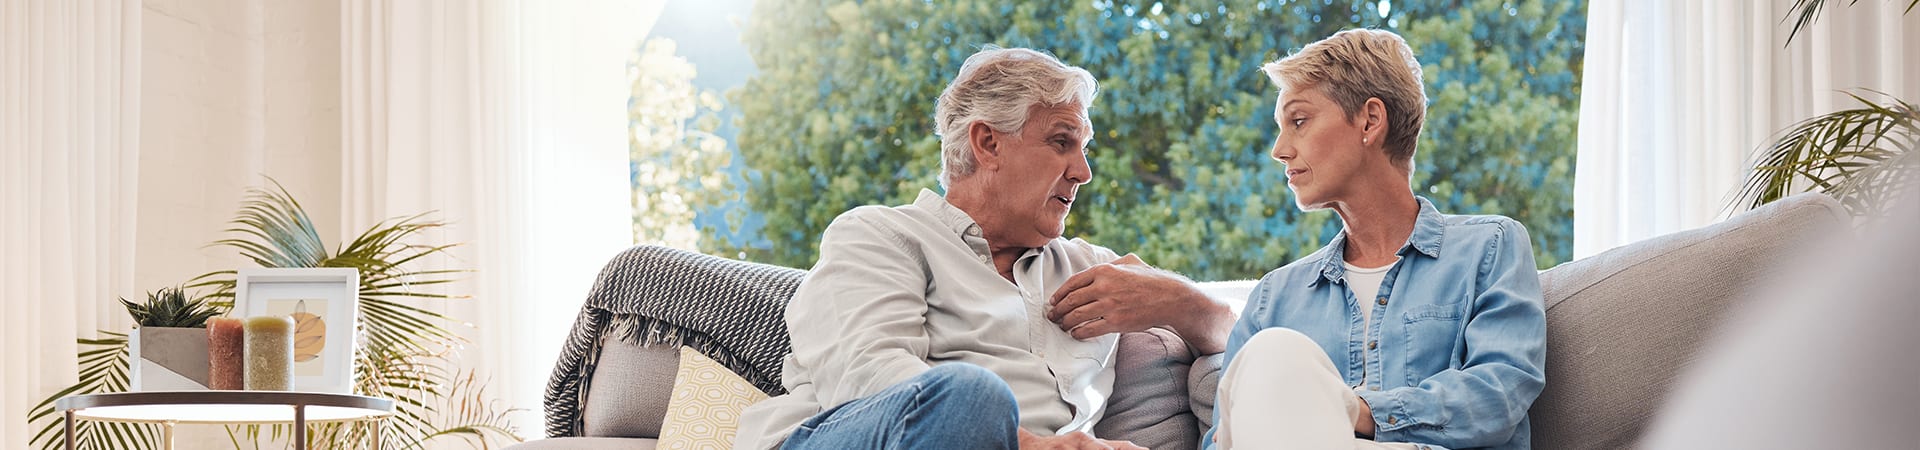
[934,47,1098,189]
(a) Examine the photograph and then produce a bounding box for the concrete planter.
[128,326,211,391]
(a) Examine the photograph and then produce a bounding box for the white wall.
[135,0,340,294]
[135,0,339,445]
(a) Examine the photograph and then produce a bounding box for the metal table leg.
[294,404,307,450]
[63,409,74,450]
[163,420,176,450]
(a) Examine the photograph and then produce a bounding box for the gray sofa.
[509,193,1848,449]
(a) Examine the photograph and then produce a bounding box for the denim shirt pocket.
[1400,301,1465,387]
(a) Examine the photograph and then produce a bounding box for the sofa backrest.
[1530,193,1847,449]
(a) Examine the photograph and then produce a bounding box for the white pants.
[1216,328,1422,450]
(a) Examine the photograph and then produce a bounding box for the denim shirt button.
[1368,340,1378,350]
[1387,416,1398,425]
[1377,296,1388,306]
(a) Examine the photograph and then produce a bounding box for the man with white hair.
[734,47,1234,450]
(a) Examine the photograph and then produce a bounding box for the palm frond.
[389,370,524,449]
[1785,0,1920,46]
[27,332,164,450]
[1732,92,1919,217]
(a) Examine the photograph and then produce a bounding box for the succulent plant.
[118,286,223,328]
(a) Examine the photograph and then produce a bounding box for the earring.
[1363,138,1369,144]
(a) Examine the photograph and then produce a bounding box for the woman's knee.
[1244,327,1319,356]
[1231,328,1331,375]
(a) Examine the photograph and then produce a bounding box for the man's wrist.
[1176,291,1233,355]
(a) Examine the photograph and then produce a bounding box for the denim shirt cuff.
[1357,388,1418,435]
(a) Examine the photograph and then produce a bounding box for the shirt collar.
[914,188,1046,264]
[1311,196,1446,287]
[914,188,987,240]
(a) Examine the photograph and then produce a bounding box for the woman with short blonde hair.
[1205,28,1547,450]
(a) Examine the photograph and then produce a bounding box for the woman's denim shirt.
[1209,197,1546,450]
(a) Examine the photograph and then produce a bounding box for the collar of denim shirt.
[1308,196,1448,288]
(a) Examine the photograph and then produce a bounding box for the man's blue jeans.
[780,363,1020,450]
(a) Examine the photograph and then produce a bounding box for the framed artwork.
[235,267,359,394]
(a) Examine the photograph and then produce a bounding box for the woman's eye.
[1291,118,1306,127]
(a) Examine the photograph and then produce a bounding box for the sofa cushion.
[1096,327,1197,449]
[1093,280,1254,448]
[1530,193,1846,449]
[659,346,769,449]
[583,337,680,438]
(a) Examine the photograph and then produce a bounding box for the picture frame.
[235,267,359,394]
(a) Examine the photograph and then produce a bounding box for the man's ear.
[1362,97,1389,146]
[968,121,1001,170]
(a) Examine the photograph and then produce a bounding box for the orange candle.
[207,317,244,390]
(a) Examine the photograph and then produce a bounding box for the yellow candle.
[243,315,294,391]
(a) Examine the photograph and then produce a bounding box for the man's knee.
[920,363,1015,406]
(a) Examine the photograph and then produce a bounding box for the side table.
[56,391,394,450]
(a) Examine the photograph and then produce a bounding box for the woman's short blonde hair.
[1263,29,1427,169]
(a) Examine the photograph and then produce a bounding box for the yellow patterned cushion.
[658,346,770,449]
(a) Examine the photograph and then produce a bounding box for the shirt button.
[1387,416,1398,425]
[1377,296,1388,306]
[1368,340,1378,350]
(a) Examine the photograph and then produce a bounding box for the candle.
[207,318,245,390]
[243,315,295,391]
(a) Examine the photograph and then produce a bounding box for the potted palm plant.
[28,180,518,449]
[123,287,223,391]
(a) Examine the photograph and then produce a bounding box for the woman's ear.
[968,121,1000,170]
[1362,97,1389,146]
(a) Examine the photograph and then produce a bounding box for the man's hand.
[1047,254,1234,354]
[1018,429,1148,450]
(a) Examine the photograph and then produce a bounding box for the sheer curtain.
[0,1,141,448]
[1575,0,1920,258]
[342,0,648,438]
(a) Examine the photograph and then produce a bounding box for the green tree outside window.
[643,0,1585,278]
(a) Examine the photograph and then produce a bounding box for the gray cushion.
[1095,328,1198,450]
[1530,193,1847,449]
[506,437,658,450]
[581,337,680,438]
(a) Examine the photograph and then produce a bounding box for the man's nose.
[1067,152,1092,185]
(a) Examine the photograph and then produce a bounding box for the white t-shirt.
[1345,259,1397,390]
[1344,260,1396,329]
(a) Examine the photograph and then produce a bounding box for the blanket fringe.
[605,313,784,395]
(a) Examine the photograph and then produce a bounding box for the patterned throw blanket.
[544,245,806,438]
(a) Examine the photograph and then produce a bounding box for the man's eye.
[1291,118,1306,127]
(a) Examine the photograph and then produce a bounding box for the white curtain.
[342,0,649,439]
[1575,0,1920,258]
[0,1,142,448]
